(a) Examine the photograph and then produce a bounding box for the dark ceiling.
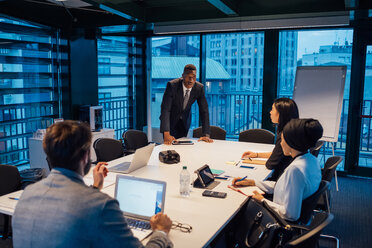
[0,0,371,29]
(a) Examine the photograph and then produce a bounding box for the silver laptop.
[114,175,167,240]
[109,143,155,174]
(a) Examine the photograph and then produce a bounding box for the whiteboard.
[293,66,347,142]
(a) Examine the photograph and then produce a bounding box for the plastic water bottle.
[180,166,190,197]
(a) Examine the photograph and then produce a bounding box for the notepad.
[211,169,224,176]
[242,159,267,165]
[228,185,264,197]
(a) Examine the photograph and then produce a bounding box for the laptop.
[114,175,167,240]
[109,143,155,174]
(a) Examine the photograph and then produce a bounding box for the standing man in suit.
[12,120,173,248]
[160,64,212,145]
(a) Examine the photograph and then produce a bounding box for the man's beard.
[83,158,92,176]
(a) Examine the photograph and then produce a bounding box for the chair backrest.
[192,126,227,140]
[285,212,334,248]
[238,129,275,144]
[297,180,330,225]
[309,140,324,157]
[322,156,343,182]
[93,138,124,162]
[122,129,149,151]
[0,164,22,196]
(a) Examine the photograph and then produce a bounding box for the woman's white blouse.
[254,153,321,221]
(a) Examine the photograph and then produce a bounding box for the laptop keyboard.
[110,162,130,171]
[127,218,151,230]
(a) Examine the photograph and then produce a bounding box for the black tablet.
[195,164,215,187]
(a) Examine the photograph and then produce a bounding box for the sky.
[297,29,354,60]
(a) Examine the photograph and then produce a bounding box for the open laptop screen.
[115,175,166,219]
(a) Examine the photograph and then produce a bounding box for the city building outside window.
[97,35,142,139]
[0,17,65,167]
[278,29,354,170]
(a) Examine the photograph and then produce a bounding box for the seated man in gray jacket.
[12,120,173,248]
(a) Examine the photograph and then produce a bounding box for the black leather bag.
[159,150,180,164]
[235,198,294,248]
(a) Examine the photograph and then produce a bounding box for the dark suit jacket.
[160,78,210,137]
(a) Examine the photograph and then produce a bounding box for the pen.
[242,157,252,161]
[215,176,229,180]
[236,176,247,182]
[235,160,241,166]
[227,185,248,197]
[8,197,19,200]
[240,165,255,169]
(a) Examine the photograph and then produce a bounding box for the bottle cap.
[183,166,187,169]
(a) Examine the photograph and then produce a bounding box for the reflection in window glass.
[278,29,353,170]
[97,36,142,139]
[206,33,264,138]
[0,17,65,166]
[359,46,372,168]
[151,35,200,136]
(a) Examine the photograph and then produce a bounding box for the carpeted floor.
[322,176,372,248]
[1,176,371,248]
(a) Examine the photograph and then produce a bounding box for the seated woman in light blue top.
[233,118,323,221]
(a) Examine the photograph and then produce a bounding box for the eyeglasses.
[172,221,192,233]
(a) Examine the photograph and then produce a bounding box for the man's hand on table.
[163,132,176,145]
[150,213,172,234]
[198,136,213,143]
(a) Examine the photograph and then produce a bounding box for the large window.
[150,33,264,140]
[151,35,200,135]
[206,32,264,138]
[0,17,65,167]
[97,36,143,139]
[359,46,372,168]
[278,29,354,170]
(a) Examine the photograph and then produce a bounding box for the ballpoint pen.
[8,197,19,200]
[236,176,247,182]
[227,185,248,197]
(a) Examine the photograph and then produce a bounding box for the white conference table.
[0,139,274,248]
[102,139,273,248]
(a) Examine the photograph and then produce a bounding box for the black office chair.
[284,211,334,248]
[317,156,343,212]
[93,138,124,162]
[0,164,22,239]
[122,129,149,155]
[193,126,227,140]
[296,180,330,225]
[309,140,324,158]
[238,129,275,144]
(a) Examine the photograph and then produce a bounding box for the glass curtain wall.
[151,35,200,137]
[0,17,66,166]
[97,35,143,139]
[359,46,372,168]
[206,33,264,138]
[150,33,265,140]
[278,29,354,170]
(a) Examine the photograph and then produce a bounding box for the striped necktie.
[183,89,190,110]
